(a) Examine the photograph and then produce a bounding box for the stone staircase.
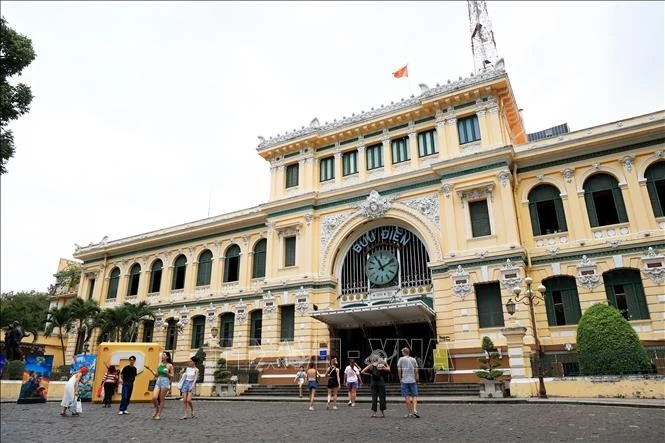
[240,382,480,397]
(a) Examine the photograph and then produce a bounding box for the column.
[298,158,305,191]
[334,146,343,187]
[501,326,537,398]
[484,97,501,148]
[408,130,420,168]
[443,109,459,155]
[477,108,490,150]
[381,133,393,175]
[357,145,367,180]
[269,164,278,200]
[435,109,447,159]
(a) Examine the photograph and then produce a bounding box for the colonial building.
[69,2,664,384]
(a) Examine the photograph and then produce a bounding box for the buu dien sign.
[352,226,411,253]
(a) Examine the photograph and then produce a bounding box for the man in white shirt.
[397,347,420,418]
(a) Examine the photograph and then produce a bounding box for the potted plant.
[211,357,233,396]
[474,336,506,398]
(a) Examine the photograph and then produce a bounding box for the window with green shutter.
[284,236,296,267]
[475,282,504,328]
[603,269,649,320]
[224,244,241,282]
[172,254,187,290]
[142,320,154,343]
[149,260,163,293]
[543,276,581,326]
[280,305,295,342]
[165,319,178,350]
[645,161,665,217]
[418,129,438,157]
[457,115,481,144]
[107,267,120,299]
[285,163,299,188]
[87,278,95,300]
[220,313,234,347]
[196,249,213,286]
[583,173,628,227]
[342,150,358,176]
[191,315,206,349]
[320,156,334,182]
[469,199,491,237]
[250,310,262,346]
[127,263,141,296]
[252,239,267,278]
[366,144,383,170]
[528,184,568,236]
[391,136,410,164]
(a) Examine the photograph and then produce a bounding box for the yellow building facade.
[69,65,665,384]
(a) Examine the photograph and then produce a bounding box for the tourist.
[118,355,138,415]
[344,358,361,407]
[150,351,173,420]
[397,347,420,418]
[294,365,306,398]
[361,358,390,417]
[101,365,119,407]
[60,366,88,416]
[305,361,319,410]
[325,357,341,410]
[179,356,199,420]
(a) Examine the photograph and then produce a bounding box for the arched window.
[603,269,649,320]
[172,254,187,290]
[191,315,206,349]
[107,267,120,300]
[220,313,235,347]
[127,263,141,296]
[528,184,568,235]
[196,250,213,286]
[645,161,665,218]
[249,310,262,346]
[224,245,241,282]
[142,320,154,343]
[165,319,178,350]
[543,276,581,326]
[583,173,628,227]
[252,239,267,279]
[149,260,163,293]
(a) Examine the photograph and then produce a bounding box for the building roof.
[527,123,570,142]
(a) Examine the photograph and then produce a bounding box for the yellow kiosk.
[93,342,163,404]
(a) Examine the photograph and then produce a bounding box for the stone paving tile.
[1,399,664,443]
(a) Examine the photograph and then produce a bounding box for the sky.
[1,1,663,294]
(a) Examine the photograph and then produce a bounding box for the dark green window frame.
[280,305,295,342]
[469,199,491,237]
[172,255,187,290]
[391,136,410,164]
[196,250,213,286]
[107,268,120,299]
[475,282,504,328]
[252,239,267,278]
[165,319,178,350]
[583,173,628,227]
[544,276,581,326]
[191,316,206,349]
[127,263,141,296]
[528,184,568,236]
[224,245,241,282]
[458,115,481,144]
[249,310,262,346]
[366,144,383,170]
[284,236,296,267]
[87,278,95,301]
[285,163,299,189]
[342,150,358,176]
[418,129,438,157]
[149,260,163,293]
[220,313,234,347]
[604,269,649,320]
[645,161,665,218]
[319,156,335,182]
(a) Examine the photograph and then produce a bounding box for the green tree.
[475,336,504,380]
[94,305,127,343]
[577,303,652,375]
[67,298,100,351]
[48,265,82,296]
[0,290,50,339]
[122,301,154,342]
[44,305,73,365]
[0,17,36,174]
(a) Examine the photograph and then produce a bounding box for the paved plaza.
[1,399,664,442]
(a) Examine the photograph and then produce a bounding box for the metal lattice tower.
[468,0,500,73]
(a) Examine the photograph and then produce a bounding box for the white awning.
[309,300,435,329]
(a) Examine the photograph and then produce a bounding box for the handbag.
[96,385,103,398]
[76,398,83,414]
[174,373,186,390]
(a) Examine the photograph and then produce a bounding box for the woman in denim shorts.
[179,356,199,420]
[150,352,173,420]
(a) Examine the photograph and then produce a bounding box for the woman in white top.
[179,357,199,420]
[344,359,361,407]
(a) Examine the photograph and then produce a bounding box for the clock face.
[366,250,398,285]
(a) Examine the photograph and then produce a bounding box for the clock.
[366,250,398,285]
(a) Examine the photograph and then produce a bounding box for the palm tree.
[44,305,73,366]
[94,306,127,343]
[67,298,100,352]
[122,301,155,342]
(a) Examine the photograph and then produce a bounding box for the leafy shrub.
[213,358,232,384]
[475,336,504,380]
[194,348,206,383]
[5,360,25,380]
[577,303,651,375]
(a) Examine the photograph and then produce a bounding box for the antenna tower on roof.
[468,1,500,74]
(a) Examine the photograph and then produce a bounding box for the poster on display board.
[17,355,54,404]
[71,354,97,401]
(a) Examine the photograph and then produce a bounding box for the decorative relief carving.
[641,247,664,284]
[263,291,276,316]
[441,182,452,198]
[295,287,309,315]
[235,300,247,324]
[497,170,511,187]
[304,214,313,226]
[320,211,353,254]
[562,168,574,184]
[457,185,494,207]
[621,155,634,173]
[500,259,523,290]
[576,255,601,291]
[451,265,472,299]
[357,190,394,219]
[206,302,216,324]
[592,163,601,170]
[403,194,440,228]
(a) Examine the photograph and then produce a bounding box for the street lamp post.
[506,276,548,398]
